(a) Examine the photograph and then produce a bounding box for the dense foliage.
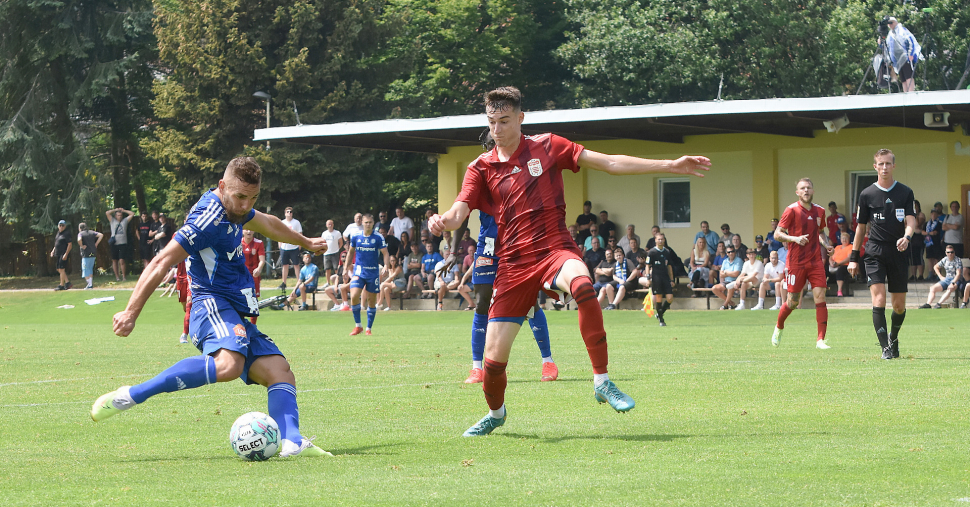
[2,0,969,242]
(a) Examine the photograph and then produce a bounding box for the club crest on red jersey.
[527,158,543,176]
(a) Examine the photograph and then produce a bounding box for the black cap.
[755,235,764,241]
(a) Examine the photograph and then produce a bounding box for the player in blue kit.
[446,212,557,384]
[91,157,332,458]
[344,214,388,336]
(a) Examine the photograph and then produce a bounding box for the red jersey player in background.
[241,229,266,324]
[175,260,191,344]
[429,86,711,436]
[771,178,834,350]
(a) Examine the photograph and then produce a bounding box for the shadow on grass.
[500,432,691,443]
[329,441,405,456]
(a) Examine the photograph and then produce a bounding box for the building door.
[962,184,970,258]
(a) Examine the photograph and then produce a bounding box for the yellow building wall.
[438,127,970,251]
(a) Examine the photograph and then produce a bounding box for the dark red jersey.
[456,133,585,266]
[242,238,265,274]
[176,260,188,283]
[778,201,825,269]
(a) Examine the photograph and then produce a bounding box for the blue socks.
[366,306,376,329]
[529,308,552,359]
[267,382,302,443]
[471,312,488,361]
[129,354,217,404]
[352,304,362,326]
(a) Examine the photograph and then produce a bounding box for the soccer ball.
[229,412,280,461]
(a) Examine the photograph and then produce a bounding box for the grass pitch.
[1,290,968,506]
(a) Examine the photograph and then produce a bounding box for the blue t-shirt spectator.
[422,251,443,274]
[720,256,744,284]
[695,230,719,255]
[767,229,783,252]
[299,263,319,289]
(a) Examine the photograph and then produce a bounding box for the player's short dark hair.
[485,86,522,113]
[874,148,895,163]
[362,213,374,221]
[227,157,261,185]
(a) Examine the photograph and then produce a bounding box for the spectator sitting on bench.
[687,236,711,291]
[733,249,764,311]
[828,232,853,297]
[593,247,618,310]
[753,250,786,310]
[378,254,405,311]
[712,245,743,309]
[921,246,963,309]
[609,247,639,308]
[709,242,727,287]
[286,252,318,311]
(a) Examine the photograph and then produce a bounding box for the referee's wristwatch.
[904,234,912,241]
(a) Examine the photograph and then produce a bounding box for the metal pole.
[265,100,271,150]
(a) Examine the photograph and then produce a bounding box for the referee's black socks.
[872,307,889,350]
[890,310,906,357]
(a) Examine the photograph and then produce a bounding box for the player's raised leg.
[554,258,634,413]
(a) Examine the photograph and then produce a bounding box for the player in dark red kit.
[771,178,834,349]
[429,86,711,436]
[175,260,191,344]
[241,229,266,324]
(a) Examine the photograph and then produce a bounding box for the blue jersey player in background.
[446,212,557,384]
[344,213,388,336]
[91,157,332,458]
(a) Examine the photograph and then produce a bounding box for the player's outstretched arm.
[114,241,190,337]
[578,150,711,177]
[248,210,327,254]
[429,201,470,236]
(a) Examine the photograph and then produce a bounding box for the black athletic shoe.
[890,338,900,358]
[54,285,65,291]
[881,347,894,360]
[659,319,666,327]
[65,282,72,290]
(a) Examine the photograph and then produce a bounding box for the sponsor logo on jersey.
[476,256,494,267]
[233,324,247,338]
[527,158,543,176]
[179,226,197,246]
[227,243,243,260]
[896,209,905,222]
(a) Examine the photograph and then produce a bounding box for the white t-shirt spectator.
[320,229,341,256]
[343,222,362,240]
[389,216,414,241]
[943,214,964,244]
[279,218,302,251]
[763,260,785,282]
[740,259,765,282]
[109,216,131,245]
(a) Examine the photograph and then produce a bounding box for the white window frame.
[849,171,878,216]
[657,178,691,228]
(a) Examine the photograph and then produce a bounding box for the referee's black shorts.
[652,276,672,297]
[863,241,910,293]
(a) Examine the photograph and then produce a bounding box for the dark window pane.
[661,180,690,225]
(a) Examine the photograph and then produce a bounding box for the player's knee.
[213,355,245,382]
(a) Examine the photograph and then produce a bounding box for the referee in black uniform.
[848,149,918,359]
[647,233,675,327]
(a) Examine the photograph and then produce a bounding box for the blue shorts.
[295,284,317,297]
[190,297,283,385]
[472,254,498,285]
[350,275,380,293]
[939,277,955,289]
[81,257,95,278]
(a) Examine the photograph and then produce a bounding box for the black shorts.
[139,242,154,260]
[280,248,301,266]
[652,277,672,296]
[56,256,68,270]
[111,243,128,260]
[863,242,909,293]
[898,61,914,81]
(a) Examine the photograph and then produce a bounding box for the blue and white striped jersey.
[174,189,259,316]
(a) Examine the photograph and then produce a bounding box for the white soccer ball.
[230,411,280,461]
[433,261,445,289]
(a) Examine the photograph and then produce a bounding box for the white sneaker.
[771,327,782,347]
[769,304,782,310]
[179,333,188,344]
[816,340,831,350]
[750,304,764,310]
[279,437,333,458]
[382,307,390,312]
[735,303,746,311]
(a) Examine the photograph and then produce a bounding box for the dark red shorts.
[785,263,827,293]
[490,250,582,319]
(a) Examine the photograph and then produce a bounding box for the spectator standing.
[77,223,103,290]
[379,223,401,262]
[941,201,964,258]
[51,220,73,290]
[320,219,343,282]
[343,213,364,240]
[598,210,617,242]
[278,207,303,290]
[421,209,442,252]
[377,211,391,232]
[151,213,172,256]
[616,224,641,254]
[766,218,783,252]
[241,229,265,323]
[753,250,786,310]
[583,236,606,275]
[106,207,134,282]
[644,225,661,250]
[695,221,719,255]
[583,223,605,251]
[886,16,921,93]
[924,208,944,282]
[920,246,963,309]
[909,200,927,280]
[575,200,596,244]
[389,207,415,242]
[136,212,154,268]
[730,234,748,259]
[826,201,845,246]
